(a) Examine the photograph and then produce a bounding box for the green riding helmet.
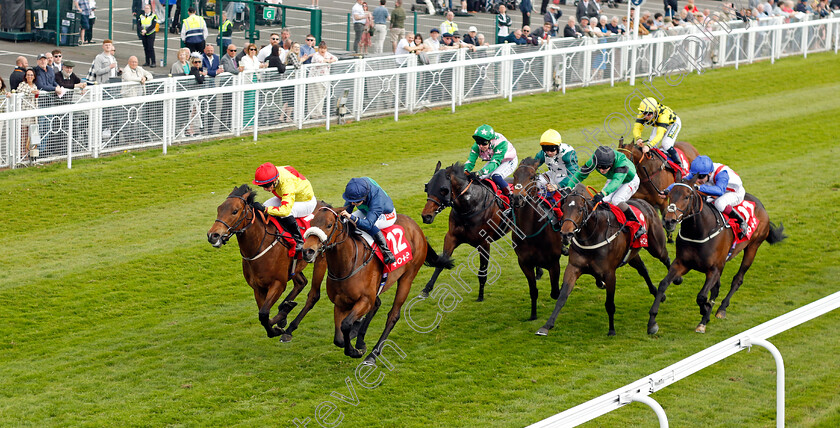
[473,124,495,143]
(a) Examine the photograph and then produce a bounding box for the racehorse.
[509,158,568,321]
[421,161,525,301]
[302,206,453,365]
[535,183,677,336]
[617,138,700,242]
[647,178,787,334]
[207,185,327,342]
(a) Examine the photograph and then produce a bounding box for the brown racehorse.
[536,184,677,336]
[302,206,453,365]
[509,158,567,321]
[647,179,787,334]
[617,138,700,242]
[421,162,524,302]
[207,185,327,342]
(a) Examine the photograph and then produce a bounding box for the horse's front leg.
[281,258,327,342]
[272,272,307,328]
[422,233,459,297]
[476,242,490,302]
[536,263,582,336]
[603,271,617,336]
[648,259,690,335]
[695,267,723,334]
[518,259,539,321]
[341,298,373,358]
[258,281,287,338]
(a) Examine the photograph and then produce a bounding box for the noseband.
[304,207,374,281]
[214,195,255,244]
[665,183,703,224]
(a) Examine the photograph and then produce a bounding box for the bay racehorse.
[536,184,677,336]
[647,179,787,334]
[509,158,567,321]
[421,162,527,301]
[617,138,700,242]
[207,185,327,342]
[302,206,453,365]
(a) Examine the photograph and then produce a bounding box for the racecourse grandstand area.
[1,10,839,428]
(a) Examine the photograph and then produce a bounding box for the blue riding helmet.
[342,177,369,203]
[690,155,714,176]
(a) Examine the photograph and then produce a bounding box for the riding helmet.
[540,129,562,146]
[253,162,279,186]
[342,177,370,203]
[689,155,714,176]
[638,97,658,114]
[473,124,495,143]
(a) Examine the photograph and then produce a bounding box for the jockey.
[464,124,518,198]
[681,155,748,239]
[633,97,682,166]
[252,162,318,256]
[341,177,397,265]
[573,146,646,240]
[534,129,578,193]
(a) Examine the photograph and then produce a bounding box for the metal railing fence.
[1,15,838,169]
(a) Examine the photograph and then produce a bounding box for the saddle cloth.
[268,214,313,258]
[652,147,690,177]
[481,178,510,208]
[607,203,648,248]
[723,200,759,244]
[357,223,413,273]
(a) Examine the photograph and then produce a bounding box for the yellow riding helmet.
[638,97,658,114]
[539,129,562,146]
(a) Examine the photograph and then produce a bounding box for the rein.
[306,207,375,281]
[451,176,496,220]
[511,165,561,239]
[668,183,726,243]
[562,192,620,250]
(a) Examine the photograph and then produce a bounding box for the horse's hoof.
[667,237,674,244]
[279,334,293,343]
[648,323,659,335]
[345,347,364,358]
[535,268,544,280]
[277,318,288,329]
[673,276,683,285]
[267,327,285,338]
[476,296,484,302]
[715,310,726,319]
[362,355,377,366]
[550,289,560,300]
[420,291,430,298]
[596,280,606,290]
[536,327,549,336]
[695,324,706,334]
[607,330,616,336]
[561,247,569,256]
[660,294,666,303]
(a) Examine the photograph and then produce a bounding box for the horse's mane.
[449,162,475,184]
[520,157,540,168]
[231,184,257,204]
[680,175,699,186]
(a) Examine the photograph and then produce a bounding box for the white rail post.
[735,34,741,69]
[802,24,809,58]
[740,337,785,428]
[354,59,365,121]
[561,52,567,94]
[92,85,102,158]
[620,394,669,428]
[610,46,615,87]
[66,111,73,169]
[325,83,332,131]
[296,67,306,130]
[394,73,399,122]
[544,42,553,92]
[406,55,417,113]
[630,40,637,86]
[456,48,466,105]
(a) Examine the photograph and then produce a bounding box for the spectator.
[220,11,234,51]
[451,31,476,49]
[373,0,390,54]
[122,56,153,97]
[286,42,303,70]
[44,52,55,70]
[520,26,539,45]
[520,0,534,27]
[181,7,208,53]
[462,26,479,46]
[544,4,563,33]
[504,28,530,44]
[606,16,623,34]
[86,0,97,44]
[815,0,830,16]
[564,17,582,38]
[170,48,191,76]
[309,42,337,118]
[576,0,599,23]
[497,5,513,44]
[664,0,679,19]
[280,28,292,46]
[425,28,443,51]
[756,4,770,16]
[10,56,28,91]
[532,21,556,42]
[221,44,243,74]
[684,0,699,14]
[203,45,223,77]
[476,33,489,46]
[359,2,375,55]
[55,61,87,91]
[187,54,206,137]
[539,0,551,15]
[16,69,39,162]
[640,11,653,31]
[258,33,283,62]
[352,0,367,53]
[0,76,6,143]
[301,35,317,64]
[390,0,406,52]
[73,0,92,45]
[266,44,287,73]
[51,50,64,73]
[138,3,159,67]
[579,17,593,36]
[440,32,455,48]
[794,0,813,12]
[441,11,459,35]
[652,13,665,30]
[395,32,423,57]
[35,54,65,97]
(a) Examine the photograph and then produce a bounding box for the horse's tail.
[766,221,788,244]
[424,240,455,270]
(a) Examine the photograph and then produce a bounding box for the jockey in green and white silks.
[534,129,578,193]
[464,124,518,196]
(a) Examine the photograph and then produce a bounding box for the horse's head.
[208,184,257,247]
[663,176,699,232]
[511,157,541,208]
[559,184,593,246]
[422,161,452,224]
[302,205,346,263]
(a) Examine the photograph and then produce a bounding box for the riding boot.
[620,203,646,241]
[493,176,513,219]
[666,147,681,166]
[725,208,749,239]
[279,216,304,255]
[372,230,397,265]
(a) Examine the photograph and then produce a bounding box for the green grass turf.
[1,51,839,427]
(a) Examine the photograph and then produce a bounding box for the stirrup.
[634,226,647,241]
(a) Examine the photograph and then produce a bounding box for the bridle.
[213,195,255,245]
[666,183,703,224]
[424,181,452,216]
[304,207,374,281]
[560,191,598,235]
[450,173,495,219]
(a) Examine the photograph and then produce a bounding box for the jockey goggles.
[542,145,559,152]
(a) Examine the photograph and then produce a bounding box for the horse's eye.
[327,223,332,229]
[232,209,238,215]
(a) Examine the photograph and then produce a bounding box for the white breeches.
[659,116,681,152]
[713,187,746,212]
[351,209,397,229]
[603,175,640,206]
[264,196,318,218]
[479,156,519,179]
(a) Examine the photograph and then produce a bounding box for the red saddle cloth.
[481,179,510,208]
[538,193,564,219]
[724,200,759,244]
[607,204,648,248]
[267,213,313,258]
[652,147,690,178]
[371,224,413,273]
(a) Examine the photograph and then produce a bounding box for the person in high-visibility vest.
[181,7,208,53]
[138,4,159,67]
[219,11,233,52]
